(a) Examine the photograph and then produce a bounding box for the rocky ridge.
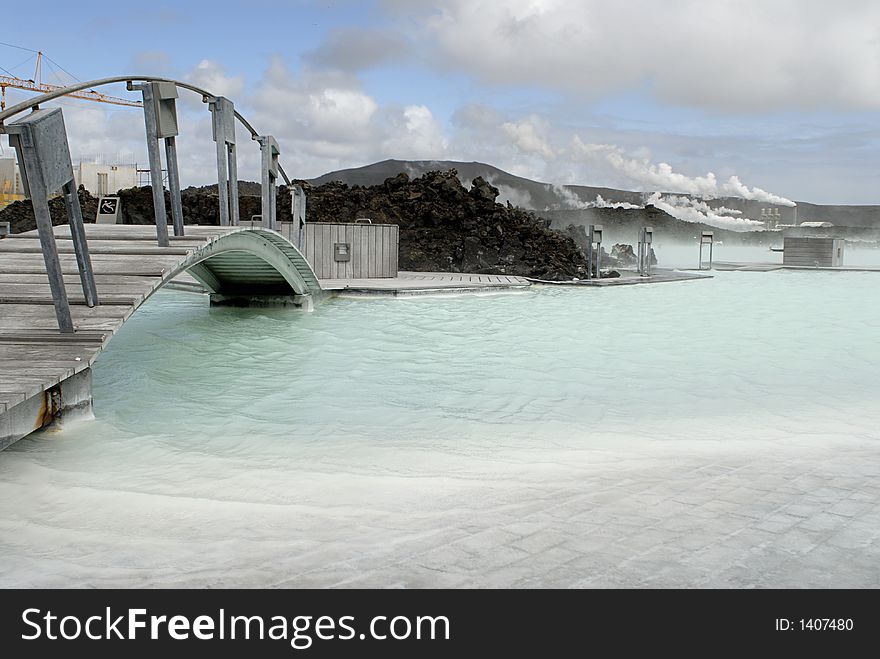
[0,170,644,279]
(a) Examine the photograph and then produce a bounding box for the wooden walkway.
[712,261,880,272]
[319,271,532,295]
[0,225,243,418]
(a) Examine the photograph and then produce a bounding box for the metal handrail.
[0,75,291,185]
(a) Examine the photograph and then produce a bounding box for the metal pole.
[135,83,169,246]
[228,143,239,226]
[637,228,644,275]
[164,135,184,236]
[215,137,229,226]
[62,181,98,307]
[23,156,74,332]
[270,177,277,230]
[587,241,593,279]
[260,146,271,229]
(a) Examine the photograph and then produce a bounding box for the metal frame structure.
[128,81,185,244]
[0,74,299,332]
[208,96,239,226]
[2,108,97,332]
[0,74,294,238]
[256,135,280,230]
[699,231,714,270]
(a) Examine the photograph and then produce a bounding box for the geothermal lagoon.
[0,256,879,588]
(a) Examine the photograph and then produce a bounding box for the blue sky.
[3,0,880,205]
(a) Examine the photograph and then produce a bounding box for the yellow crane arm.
[0,75,142,109]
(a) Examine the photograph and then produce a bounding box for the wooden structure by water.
[782,237,845,267]
[303,222,400,279]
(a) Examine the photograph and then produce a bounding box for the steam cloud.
[572,137,796,207]
[549,186,766,230]
[548,186,641,210]
[644,193,765,229]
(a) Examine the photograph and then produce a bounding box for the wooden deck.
[319,271,532,295]
[0,225,239,418]
[712,261,880,272]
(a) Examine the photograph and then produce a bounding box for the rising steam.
[547,186,641,210]
[571,137,796,206]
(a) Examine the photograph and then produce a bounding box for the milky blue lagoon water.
[1,266,879,587]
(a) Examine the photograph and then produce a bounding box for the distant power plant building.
[0,158,24,209]
[761,204,797,230]
[74,162,137,196]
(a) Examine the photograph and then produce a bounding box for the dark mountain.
[310,159,566,210]
[312,159,880,234]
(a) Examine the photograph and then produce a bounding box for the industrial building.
[760,204,798,230]
[73,161,137,196]
[2,157,137,205]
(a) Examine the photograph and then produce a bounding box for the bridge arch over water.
[173,227,322,305]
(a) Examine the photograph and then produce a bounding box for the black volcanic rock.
[289,170,588,280]
[0,186,97,234]
[0,171,589,280]
[610,243,637,266]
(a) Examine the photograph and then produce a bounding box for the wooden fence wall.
[303,222,399,279]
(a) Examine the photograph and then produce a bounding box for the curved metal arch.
[165,228,321,297]
[0,75,291,185]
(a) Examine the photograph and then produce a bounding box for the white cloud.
[417,0,880,111]
[185,60,245,99]
[501,116,555,159]
[250,58,451,177]
[381,105,448,159]
[303,28,410,72]
[0,52,814,205]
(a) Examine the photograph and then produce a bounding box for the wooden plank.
[350,225,362,278]
[0,243,191,256]
[0,343,103,361]
[303,224,313,271]
[329,224,339,279]
[366,225,375,279]
[0,273,162,286]
[379,226,386,277]
[0,330,108,343]
[392,226,398,275]
[0,315,121,333]
[0,294,143,306]
[0,253,179,276]
[4,236,209,247]
[0,282,157,297]
[322,223,332,279]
